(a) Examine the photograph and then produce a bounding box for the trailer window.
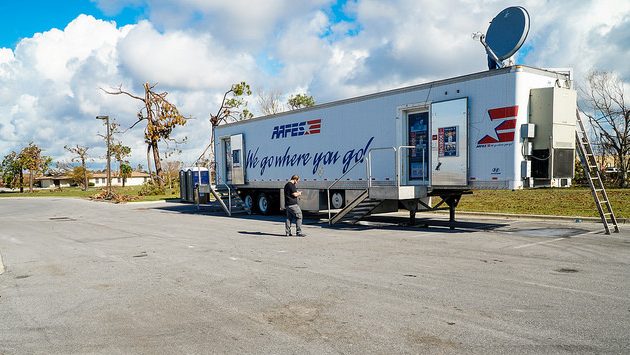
[232,150,241,167]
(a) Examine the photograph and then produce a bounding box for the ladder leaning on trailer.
[575,110,620,235]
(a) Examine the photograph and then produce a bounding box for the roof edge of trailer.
[216,66,571,129]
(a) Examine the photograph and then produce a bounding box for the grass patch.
[458,187,629,218]
[0,186,179,202]
[1,185,627,219]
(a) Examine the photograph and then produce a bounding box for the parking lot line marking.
[0,252,4,275]
[522,281,626,301]
[513,237,566,249]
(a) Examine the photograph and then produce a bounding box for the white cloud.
[149,0,332,45]
[117,21,257,90]
[0,15,137,162]
[523,0,630,82]
[1,0,629,169]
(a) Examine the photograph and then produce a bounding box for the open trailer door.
[230,134,245,185]
[431,98,468,187]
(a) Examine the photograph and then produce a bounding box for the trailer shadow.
[146,203,507,234]
[237,231,287,238]
[321,217,507,234]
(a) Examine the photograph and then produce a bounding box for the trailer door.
[220,137,232,184]
[230,134,245,185]
[431,98,468,186]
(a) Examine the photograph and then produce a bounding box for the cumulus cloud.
[0,15,129,160]
[117,21,256,90]
[522,0,630,83]
[1,0,629,168]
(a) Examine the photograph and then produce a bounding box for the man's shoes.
[285,233,292,237]
[296,233,307,237]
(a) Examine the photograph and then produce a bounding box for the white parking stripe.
[0,252,5,274]
[513,237,566,249]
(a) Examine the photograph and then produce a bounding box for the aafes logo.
[477,105,518,146]
[271,119,321,139]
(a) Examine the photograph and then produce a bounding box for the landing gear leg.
[401,199,419,226]
[409,200,418,226]
[444,194,462,230]
[449,203,455,230]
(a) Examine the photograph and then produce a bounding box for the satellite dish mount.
[473,6,530,70]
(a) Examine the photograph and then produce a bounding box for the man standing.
[284,175,306,237]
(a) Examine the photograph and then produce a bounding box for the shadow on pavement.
[146,202,509,233]
[238,231,286,237]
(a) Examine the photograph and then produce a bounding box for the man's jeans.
[285,204,303,235]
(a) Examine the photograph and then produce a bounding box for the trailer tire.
[242,193,255,212]
[330,191,345,209]
[257,192,272,215]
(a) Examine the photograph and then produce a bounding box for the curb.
[431,210,627,224]
[128,199,170,204]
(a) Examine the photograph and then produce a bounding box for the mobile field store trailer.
[212,66,577,225]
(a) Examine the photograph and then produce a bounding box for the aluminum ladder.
[575,111,619,234]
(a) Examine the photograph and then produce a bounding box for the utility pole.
[96,115,112,199]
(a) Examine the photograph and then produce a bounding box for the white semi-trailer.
[212,66,577,225]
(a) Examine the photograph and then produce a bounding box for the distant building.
[36,171,150,189]
[91,172,150,187]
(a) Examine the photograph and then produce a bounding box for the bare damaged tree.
[197,82,253,176]
[257,89,284,115]
[161,146,183,191]
[209,82,253,127]
[50,161,73,175]
[580,71,630,187]
[64,145,90,191]
[20,143,51,193]
[102,83,188,187]
[257,90,316,115]
[111,142,131,179]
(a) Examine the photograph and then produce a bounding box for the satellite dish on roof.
[472,6,530,70]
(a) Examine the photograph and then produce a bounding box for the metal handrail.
[367,147,397,188]
[223,183,232,213]
[326,158,368,221]
[422,147,426,184]
[397,146,415,186]
[326,144,422,221]
[195,167,202,211]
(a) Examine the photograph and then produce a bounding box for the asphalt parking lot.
[1,198,629,354]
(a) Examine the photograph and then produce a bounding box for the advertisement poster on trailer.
[438,126,458,157]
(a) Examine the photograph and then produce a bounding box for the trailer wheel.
[243,193,255,212]
[257,192,271,215]
[330,191,345,209]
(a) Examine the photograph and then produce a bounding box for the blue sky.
[0,0,628,167]
[0,0,146,49]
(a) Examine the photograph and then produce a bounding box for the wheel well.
[238,189,280,214]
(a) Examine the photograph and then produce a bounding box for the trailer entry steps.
[329,189,384,225]
[575,110,619,234]
[210,185,251,217]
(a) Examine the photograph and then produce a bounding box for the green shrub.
[138,181,166,196]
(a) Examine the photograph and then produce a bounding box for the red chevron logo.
[478,105,518,144]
